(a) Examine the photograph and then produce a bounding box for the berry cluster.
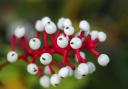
[7,17,110,88]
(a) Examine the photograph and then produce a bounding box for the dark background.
[0,0,128,89]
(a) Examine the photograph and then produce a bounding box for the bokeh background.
[0,0,128,89]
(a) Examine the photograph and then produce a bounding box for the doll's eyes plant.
[7,17,110,88]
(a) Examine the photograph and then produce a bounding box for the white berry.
[79,20,90,32]
[98,54,110,66]
[98,32,107,42]
[35,20,44,32]
[29,38,41,50]
[7,51,18,63]
[45,21,57,34]
[70,37,82,49]
[41,17,51,26]
[58,67,69,78]
[14,27,25,38]
[62,18,72,27]
[40,53,52,65]
[66,66,73,76]
[27,64,38,75]
[40,75,50,88]
[87,62,96,74]
[58,66,73,78]
[50,74,61,86]
[74,68,83,79]
[77,63,89,76]
[57,17,65,30]
[44,66,51,75]
[57,35,68,48]
[64,26,74,36]
[90,31,98,40]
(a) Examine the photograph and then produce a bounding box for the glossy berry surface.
[29,38,41,50]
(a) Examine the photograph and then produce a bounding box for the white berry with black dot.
[27,63,38,75]
[57,35,68,48]
[29,38,41,50]
[7,51,18,63]
[64,26,74,36]
[45,21,57,34]
[70,37,82,49]
[40,53,52,65]
[50,74,61,86]
[41,17,51,26]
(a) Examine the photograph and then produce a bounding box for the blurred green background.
[0,0,128,89]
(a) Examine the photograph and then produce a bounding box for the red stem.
[19,37,32,54]
[38,66,44,77]
[48,64,54,74]
[75,49,87,63]
[62,50,68,66]
[36,31,41,38]
[18,54,30,64]
[78,31,85,39]
[31,54,40,63]
[89,48,100,57]
[52,60,61,69]
[55,30,62,38]
[50,34,58,48]
[67,60,75,70]
[11,34,16,50]
[81,35,91,48]
[68,54,74,58]
[43,31,49,48]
